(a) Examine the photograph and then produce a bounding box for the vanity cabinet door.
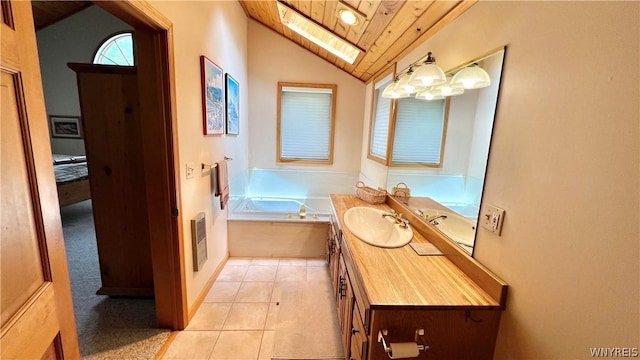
[350,303,367,360]
[337,254,355,358]
[328,222,340,299]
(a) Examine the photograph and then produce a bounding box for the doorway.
[31,0,186,352]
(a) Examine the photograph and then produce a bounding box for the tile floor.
[162,257,330,360]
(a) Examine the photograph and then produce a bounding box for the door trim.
[94,1,187,329]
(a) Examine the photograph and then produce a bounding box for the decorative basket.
[355,181,387,204]
[391,182,411,205]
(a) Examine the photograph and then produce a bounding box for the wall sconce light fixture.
[382,52,491,100]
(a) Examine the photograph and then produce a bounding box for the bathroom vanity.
[328,195,507,360]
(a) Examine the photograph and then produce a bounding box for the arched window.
[93,32,134,66]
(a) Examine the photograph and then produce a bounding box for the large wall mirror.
[387,47,506,255]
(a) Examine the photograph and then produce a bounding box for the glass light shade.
[408,63,446,87]
[451,65,491,89]
[431,76,464,97]
[381,81,410,99]
[395,72,420,95]
[415,88,444,101]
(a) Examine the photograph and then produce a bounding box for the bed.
[53,154,91,207]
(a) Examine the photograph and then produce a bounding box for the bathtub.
[227,197,331,258]
[230,196,331,219]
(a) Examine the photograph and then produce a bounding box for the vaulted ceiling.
[31,1,476,83]
[239,0,476,83]
[31,1,92,30]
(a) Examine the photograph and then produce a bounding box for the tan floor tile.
[307,266,331,282]
[278,258,307,266]
[251,258,280,266]
[275,266,307,282]
[209,331,263,360]
[306,258,328,267]
[265,302,280,330]
[204,282,241,302]
[258,331,275,360]
[222,303,269,330]
[271,282,284,303]
[225,257,252,266]
[243,265,278,282]
[163,331,219,360]
[217,265,248,282]
[235,282,274,303]
[186,303,232,330]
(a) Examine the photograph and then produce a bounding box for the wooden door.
[0,0,79,358]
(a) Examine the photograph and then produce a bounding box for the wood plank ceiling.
[239,0,476,83]
[31,1,476,82]
[31,1,92,31]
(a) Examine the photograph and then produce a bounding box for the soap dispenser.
[299,204,306,219]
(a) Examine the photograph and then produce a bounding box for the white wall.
[247,19,365,173]
[36,6,132,155]
[383,1,639,358]
[149,0,249,310]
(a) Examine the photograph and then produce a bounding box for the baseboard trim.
[153,331,179,359]
[187,252,230,323]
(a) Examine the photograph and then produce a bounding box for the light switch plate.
[186,163,195,179]
[480,204,505,235]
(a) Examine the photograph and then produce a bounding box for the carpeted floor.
[61,200,171,359]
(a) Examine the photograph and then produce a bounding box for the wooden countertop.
[331,194,501,309]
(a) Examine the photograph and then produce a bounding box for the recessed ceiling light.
[336,2,366,27]
[338,9,358,25]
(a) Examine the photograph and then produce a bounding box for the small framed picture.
[50,115,82,138]
[225,74,239,135]
[200,55,225,135]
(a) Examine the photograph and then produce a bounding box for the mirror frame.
[389,45,508,257]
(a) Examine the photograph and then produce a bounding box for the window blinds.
[369,75,392,160]
[370,79,392,160]
[391,97,445,165]
[280,90,332,161]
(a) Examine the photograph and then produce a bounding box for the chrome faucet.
[382,210,410,228]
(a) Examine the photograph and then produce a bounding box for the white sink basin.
[418,208,476,247]
[343,207,413,248]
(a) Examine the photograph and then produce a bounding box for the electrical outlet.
[186,163,195,179]
[480,204,505,235]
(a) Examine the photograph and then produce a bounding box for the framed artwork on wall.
[225,74,239,135]
[200,55,224,135]
[50,115,82,139]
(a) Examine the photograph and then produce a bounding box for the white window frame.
[277,82,337,164]
[93,32,134,66]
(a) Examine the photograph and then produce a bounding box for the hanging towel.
[216,159,229,209]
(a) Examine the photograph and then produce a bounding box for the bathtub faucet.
[299,204,306,219]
